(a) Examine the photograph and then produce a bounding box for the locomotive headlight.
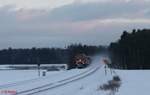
[79,59,82,62]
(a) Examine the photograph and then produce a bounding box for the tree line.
[0,44,105,69]
[109,29,150,69]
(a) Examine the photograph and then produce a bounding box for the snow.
[37,67,150,95]
[0,66,91,94]
[0,70,39,85]
[115,70,150,95]
[34,56,150,95]
[0,56,150,95]
[36,64,109,95]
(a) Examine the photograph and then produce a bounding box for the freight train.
[74,54,91,68]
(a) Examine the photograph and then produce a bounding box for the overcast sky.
[0,0,150,49]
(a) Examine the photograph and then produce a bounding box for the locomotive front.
[74,54,91,68]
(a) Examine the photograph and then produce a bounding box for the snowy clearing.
[0,56,150,95]
[35,67,150,95]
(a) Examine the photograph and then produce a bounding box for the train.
[74,54,91,68]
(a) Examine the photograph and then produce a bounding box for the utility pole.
[37,57,40,77]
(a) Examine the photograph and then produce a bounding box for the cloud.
[0,1,150,48]
[0,0,75,10]
[47,0,150,21]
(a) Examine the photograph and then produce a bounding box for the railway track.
[0,67,92,89]
[0,68,89,89]
[0,71,65,89]
[12,65,101,95]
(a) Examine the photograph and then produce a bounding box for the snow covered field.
[0,57,150,95]
[116,70,150,95]
[0,66,92,95]
[37,67,150,95]
[0,70,39,85]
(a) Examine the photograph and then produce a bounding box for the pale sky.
[0,0,102,9]
[0,0,150,49]
[0,0,75,10]
[0,0,138,9]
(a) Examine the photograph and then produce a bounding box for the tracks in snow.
[0,71,63,89]
[13,66,101,95]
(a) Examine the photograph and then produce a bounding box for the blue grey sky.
[0,0,150,49]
